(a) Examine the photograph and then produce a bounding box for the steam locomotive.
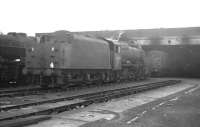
[0,33,35,86]
[23,31,148,87]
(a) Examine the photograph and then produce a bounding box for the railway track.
[0,87,42,94]
[0,87,62,98]
[0,80,181,127]
[0,80,147,98]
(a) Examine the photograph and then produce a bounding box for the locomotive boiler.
[24,31,147,87]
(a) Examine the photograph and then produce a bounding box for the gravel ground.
[81,80,200,127]
[27,78,197,127]
[124,85,200,127]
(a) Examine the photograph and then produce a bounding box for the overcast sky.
[0,0,200,35]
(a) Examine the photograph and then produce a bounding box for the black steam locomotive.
[0,33,35,86]
[23,31,148,87]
